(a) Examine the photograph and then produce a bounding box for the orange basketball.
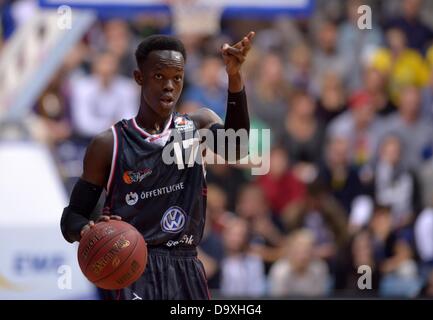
[77,220,147,290]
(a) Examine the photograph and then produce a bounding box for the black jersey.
[104,112,206,249]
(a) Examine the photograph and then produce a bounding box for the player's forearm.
[61,207,90,243]
[228,72,243,93]
[224,83,249,133]
[223,82,250,160]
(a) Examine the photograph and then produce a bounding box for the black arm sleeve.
[60,178,103,243]
[206,88,250,160]
[224,87,249,133]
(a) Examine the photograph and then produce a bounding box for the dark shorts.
[98,247,210,300]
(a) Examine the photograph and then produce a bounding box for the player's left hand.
[96,215,122,223]
[221,31,255,76]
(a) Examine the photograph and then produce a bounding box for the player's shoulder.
[81,128,115,185]
[93,128,114,146]
[86,129,114,160]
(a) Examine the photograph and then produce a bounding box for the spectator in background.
[34,72,72,146]
[363,67,396,116]
[220,216,266,297]
[367,205,422,297]
[382,85,433,169]
[369,205,395,262]
[198,185,227,290]
[249,52,288,136]
[283,180,348,264]
[327,91,382,167]
[236,184,285,271]
[205,164,247,213]
[386,0,433,54]
[102,20,137,77]
[204,183,234,234]
[379,231,421,297]
[269,229,330,297]
[374,134,420,228]
[279,92,325,179]
[334,228,380,296]
[371,27,429,105]
[338,0,383,92]
[256,146,305,216]
[38,42,90,192]
[286,42,314,93]
[311,19,350,97]
[316,72,347,126]
[318,136,369,214]
[70,51,138,140]
[182,55,227,118]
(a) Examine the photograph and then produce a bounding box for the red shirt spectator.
[256,147,306,214]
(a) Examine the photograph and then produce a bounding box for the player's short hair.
[135,35,186,68]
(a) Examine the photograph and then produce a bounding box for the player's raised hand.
[221,31,255,76]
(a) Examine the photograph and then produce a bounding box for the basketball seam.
[94,231,144,287]
[82,228,131,278]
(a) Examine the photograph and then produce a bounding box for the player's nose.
[163,79,174,92]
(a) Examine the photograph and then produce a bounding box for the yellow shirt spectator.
[371,48,430,105]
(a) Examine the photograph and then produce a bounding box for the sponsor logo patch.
[174,116,194,133]
[125,192,139,206]
[123,169,152,184]
[160,206,186,233]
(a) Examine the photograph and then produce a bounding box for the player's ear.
[133,69,143,86]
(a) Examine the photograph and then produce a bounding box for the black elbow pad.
[60,206,88,243]
[60,179,103,243]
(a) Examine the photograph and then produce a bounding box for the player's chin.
[157,100,176,115]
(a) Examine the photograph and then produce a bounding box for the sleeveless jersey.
[104,112,206,248]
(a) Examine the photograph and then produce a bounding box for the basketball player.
[60,31,254,299]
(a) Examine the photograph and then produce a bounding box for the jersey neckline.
[131,114,173,138]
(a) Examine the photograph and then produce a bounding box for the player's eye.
[154,74,163,80]
[174,75,183,82]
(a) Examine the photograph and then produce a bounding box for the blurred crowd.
[2,0,433,298]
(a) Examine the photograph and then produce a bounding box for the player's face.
[135,50,184,118]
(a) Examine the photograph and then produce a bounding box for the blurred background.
[1,0,433,299]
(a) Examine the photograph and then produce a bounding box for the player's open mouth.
[160,96,174,107]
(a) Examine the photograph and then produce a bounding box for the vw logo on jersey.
[161,206,186,233]
[125,192,139,206]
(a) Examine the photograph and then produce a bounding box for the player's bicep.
[189,107,223,130]
[81,129,113,188]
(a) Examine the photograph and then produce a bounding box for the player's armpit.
[60,179,103,243]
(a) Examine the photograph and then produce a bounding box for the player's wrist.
[227,72,243,93]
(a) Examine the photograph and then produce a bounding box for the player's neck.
[135,105,173,135]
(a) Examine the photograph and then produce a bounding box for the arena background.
[1,0,433,299]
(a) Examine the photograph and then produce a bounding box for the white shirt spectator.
[375,162,415,226]
[220,254,266,297]
[70,75,138,137]
[268,258,330,297]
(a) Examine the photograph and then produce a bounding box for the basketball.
[77,220,147,290]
